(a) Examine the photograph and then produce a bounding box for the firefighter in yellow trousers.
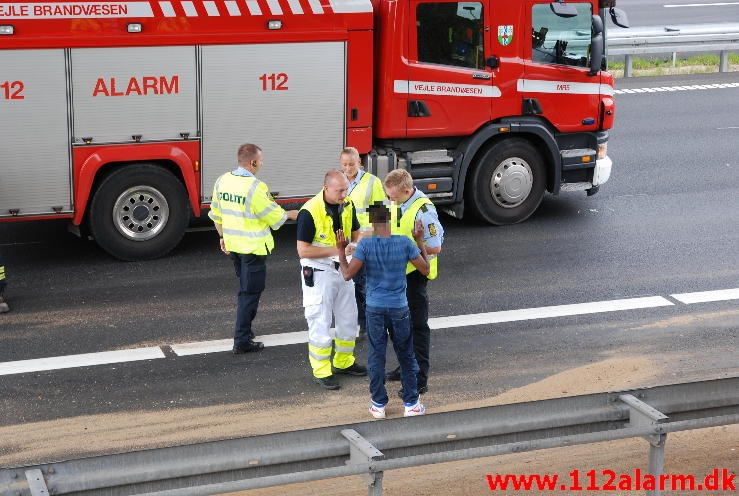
[296,170,367,390]
[210,144,298,353]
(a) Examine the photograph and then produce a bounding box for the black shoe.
[333,362,367,376]
[398,385,428,398]
[386,367,401,381]
[315,375,341,390]
[232,341,264,354]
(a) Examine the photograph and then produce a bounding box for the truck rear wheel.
[467,138,546,225]
[89,165,189,261]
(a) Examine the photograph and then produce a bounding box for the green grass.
[608,53,739,71]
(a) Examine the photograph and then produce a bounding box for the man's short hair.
[237,144,262,165]
[340,146,360,162]
[368,201,390,224]
[324,169,347,186]
[384,169,413,190]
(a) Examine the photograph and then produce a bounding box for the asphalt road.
[0,72,738,464]
[613,0,739,27]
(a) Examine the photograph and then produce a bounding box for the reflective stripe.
[270,211,288,230]
[255,202,279,219]
[222,227,271,238]
[363,175,376,210]
[209,213,222,222]
[309,350,331,361]
[219,207,257,220]
[334,346,354,353]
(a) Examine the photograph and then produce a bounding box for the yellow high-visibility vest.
[301,191,355,247]
[348,171,386,228]
[390,197,439,280]
[209,172,287,255]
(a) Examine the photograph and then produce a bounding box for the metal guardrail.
[1,376,738,496]
[608,23,739,77]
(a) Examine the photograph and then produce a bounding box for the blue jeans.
[366,305,419,405]
[231,253,266,348]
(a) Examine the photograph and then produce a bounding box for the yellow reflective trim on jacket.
[210,172,286,255]
[390,197,439,280]
[349,172,387,228]
[300,191,355,247]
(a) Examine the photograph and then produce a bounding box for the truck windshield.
[531,3,593,68]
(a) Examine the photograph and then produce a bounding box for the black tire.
[89,164,189,261]
[466,138,547,225]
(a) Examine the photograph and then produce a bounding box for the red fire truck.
[0,0,627,260]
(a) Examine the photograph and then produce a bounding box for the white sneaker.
[404,401,425,417]
[369,402,386,419]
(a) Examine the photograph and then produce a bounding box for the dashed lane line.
[428,296,673,329]
[671,288,739,304]
[614,82,739,94]
[0,289,737,376]
[0,347,165,376]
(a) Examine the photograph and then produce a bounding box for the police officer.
[0,251,8,314]
[210,144,298,353]
[339,147,387,339]
[383,169,444,395]
[296,169,367,390]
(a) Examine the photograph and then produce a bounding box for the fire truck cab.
[0,0,623,260]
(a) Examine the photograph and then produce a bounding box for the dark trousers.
[353,265,367,331]
[231,253,267,348]
[366,305,419,406]
[406,271,431,389]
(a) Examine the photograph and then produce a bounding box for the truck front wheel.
[89,165,189,261]
[467,139,546,225]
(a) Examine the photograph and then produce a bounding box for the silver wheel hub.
[490,157,533,209]
[113,186,169,241]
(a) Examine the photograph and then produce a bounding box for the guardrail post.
[720,51,729,73]
[624,54,633,77]
[619,394,669,496]
[25,469,49,496]
[342,429,385,496]
[646,433,668,496]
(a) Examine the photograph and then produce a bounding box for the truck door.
[522,2,601,133]
[404,0,495,138]
[0,50,71,217]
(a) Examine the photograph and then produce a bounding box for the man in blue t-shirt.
[337,202,430,419]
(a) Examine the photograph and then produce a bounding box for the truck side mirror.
[589,15,604,76]
[609,7,630,28]
[550,1,578,18]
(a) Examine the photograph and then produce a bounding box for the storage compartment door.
[201,42,346,200]
[71,47,197,144]
[0,49,71,217]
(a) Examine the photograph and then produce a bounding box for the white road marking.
[671,288,739,304]
[0,347,165,377]
[614,82,739,95]
[664,2,739,7]
[428,296,673,329]
[717,126,739,129]
[171,331,309,355]
[2,290,735,374]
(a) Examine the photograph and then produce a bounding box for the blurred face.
[340,153,360,180]
[324,175,349,205]
[384,185,414,204]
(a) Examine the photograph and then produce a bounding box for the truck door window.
[531,3,592,68]
[416,2,485,70]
